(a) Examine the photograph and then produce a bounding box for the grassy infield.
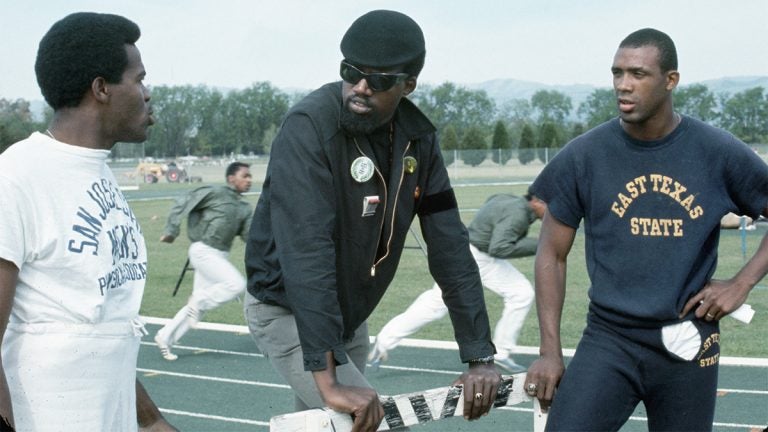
[132,180,768,358]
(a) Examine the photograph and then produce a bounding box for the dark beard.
[340,106,381,135]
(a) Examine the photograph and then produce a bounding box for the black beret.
[340,10,425,69]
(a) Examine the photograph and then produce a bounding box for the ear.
[402,77,417,96]
[91,77,111,103]
[666,70,680,91]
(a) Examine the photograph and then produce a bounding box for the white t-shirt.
[0,132,147,431]
[0,132,146,324]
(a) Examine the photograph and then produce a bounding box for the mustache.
[348,96,371,108]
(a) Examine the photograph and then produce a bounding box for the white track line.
[138,367,290,389]
[158,408,269,427]
[140,316,768,367]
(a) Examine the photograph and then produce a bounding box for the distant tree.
[537,122,559,163]
[531,89,572,123]
[260,124,279,155]
[0,98,44,154]
[144,85,206,157]
[222,82,290,155]
[577,88,615,128]
[440,124,460,166]
[192,89,225,156]
[518,123,536,165]
[490,120,512,165]
[411,82,496,138]
[497,98,532,149]
[569,122,585,141]
[719,87,768,143]
[460,126,487,167]
[675,83,717,123]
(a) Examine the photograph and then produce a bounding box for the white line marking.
[137,368,290,389]
[159,408,268,427]
[139,341,264,358]
[141,316,768,367]
[717,388,768,395]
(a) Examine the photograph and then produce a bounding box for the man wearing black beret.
[244,10,500,430]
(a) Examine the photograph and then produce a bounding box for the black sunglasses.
[339,61,409,92]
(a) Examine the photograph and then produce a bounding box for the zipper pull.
[370,265,376,277]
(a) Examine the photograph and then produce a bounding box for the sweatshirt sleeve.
[487,208,537,259]
[163,187,211,238]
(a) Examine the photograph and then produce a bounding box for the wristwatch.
[468,355,495,365]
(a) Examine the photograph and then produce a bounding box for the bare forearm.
[533,215,574,358]
[0,371,14,431]
[136,379,177,431]
[0,259,18,430]
[535,258,566,357]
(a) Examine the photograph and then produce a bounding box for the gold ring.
[526,383,538,395]
[706,312,715,319]
[474,392,483,400]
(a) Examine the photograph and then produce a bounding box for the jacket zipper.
[355,140,412,277]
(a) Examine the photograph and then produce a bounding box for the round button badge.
[350,156,375,183]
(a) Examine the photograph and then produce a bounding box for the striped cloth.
[270,373,546,432]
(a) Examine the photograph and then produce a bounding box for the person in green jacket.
[370,188,546,373]
[154,161,253,361]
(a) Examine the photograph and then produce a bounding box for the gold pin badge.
[404,156,417,174]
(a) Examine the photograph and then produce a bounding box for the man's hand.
[313,353,383,432]
[319,384,383,432]
[453,363,501,420]
[159,234,175,243]
[524,354,564,412]
[680,278,751,321]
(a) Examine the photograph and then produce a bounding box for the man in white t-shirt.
[0,12,176,431]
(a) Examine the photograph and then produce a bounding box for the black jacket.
[245,82,493,370]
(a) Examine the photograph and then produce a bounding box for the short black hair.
[35,12,141,110]
[524,185,536,201]
[226,161,250,178]
[619,28,678,72]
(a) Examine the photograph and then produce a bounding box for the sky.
[1,0,767,102]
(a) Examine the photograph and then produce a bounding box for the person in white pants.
[154,162,253,361]
[371,190,546,373]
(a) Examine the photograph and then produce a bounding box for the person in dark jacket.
[244,10,499,431]
[369,189,546,374]
[154,162,253,361]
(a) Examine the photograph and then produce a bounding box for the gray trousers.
[244,292,371,411]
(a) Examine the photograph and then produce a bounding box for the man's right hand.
[313,352,383,432]
[523,354,564,412]
[159,234,175,243]
[320,383,383,432]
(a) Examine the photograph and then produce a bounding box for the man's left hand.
[453,363,501,420]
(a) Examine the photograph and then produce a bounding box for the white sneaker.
[368,341,388,371]
[495,356,526,374]
[154,333,178,361]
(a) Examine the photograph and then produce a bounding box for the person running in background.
[370,188,546,374]
[154,162,252,361]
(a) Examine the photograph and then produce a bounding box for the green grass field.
[131,181,768,358]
